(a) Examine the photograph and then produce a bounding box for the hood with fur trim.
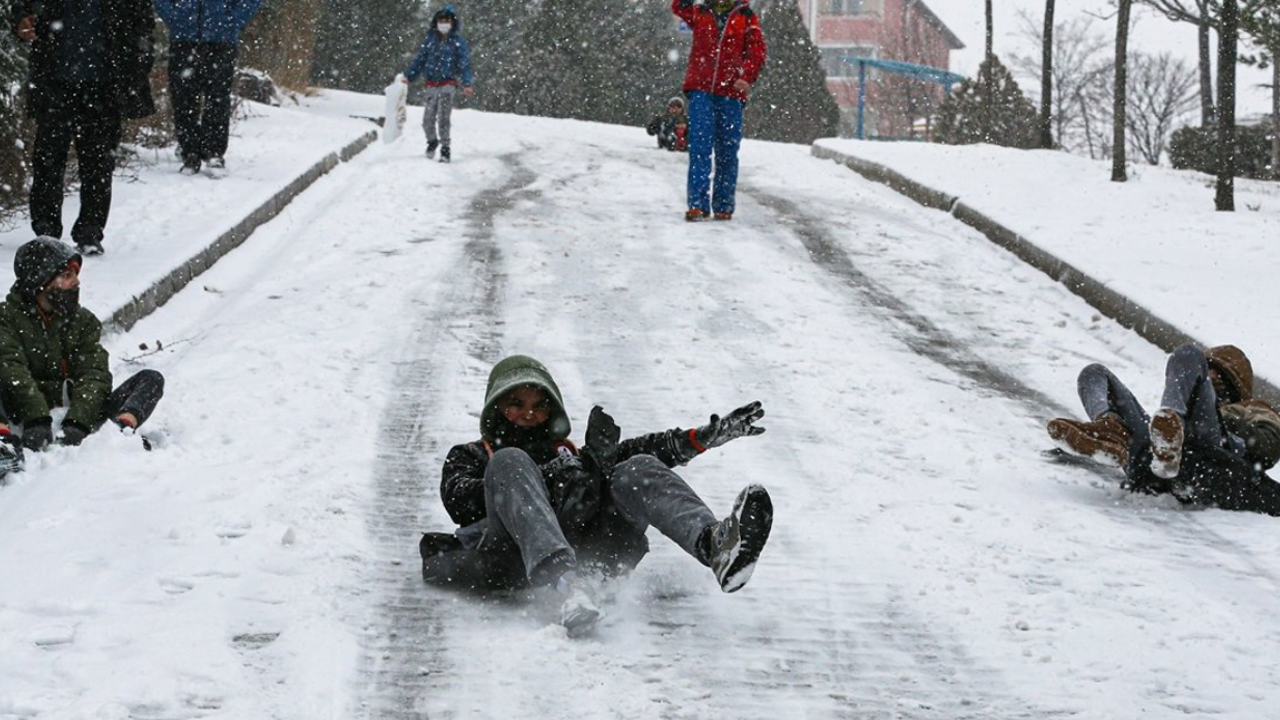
[1206,345,1253,402]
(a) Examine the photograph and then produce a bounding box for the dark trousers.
[169,41,238,160]
[29,93,122,246]
[94,369,165,431]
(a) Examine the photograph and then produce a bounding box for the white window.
[823,0,871,15]
[820,46,878,78]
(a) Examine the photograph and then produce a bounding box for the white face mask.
[437,23,452,34]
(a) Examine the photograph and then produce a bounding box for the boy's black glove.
[59,421,91,447]
[694,401,765,451]
[22,418,53,452]
[580,405,621,480]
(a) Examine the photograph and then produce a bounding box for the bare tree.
[1216,0,1238,210]
[1011,13,1113,156]
[1137,0,1217,125]
[1125,51,1198,163]
[1114,0,1134,181]
[1039,0,1056,147]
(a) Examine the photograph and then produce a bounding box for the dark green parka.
[0,239,111,428]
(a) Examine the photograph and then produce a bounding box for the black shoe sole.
[718,484,773,593]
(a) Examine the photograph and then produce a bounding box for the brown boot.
[1149,408,1185,479]
[1047,412,1131,467]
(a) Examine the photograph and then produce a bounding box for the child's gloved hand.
[695,401,765,451]
[58,421,90,447]
[22,418,53,452]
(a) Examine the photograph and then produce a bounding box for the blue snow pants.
[686,90,744,215]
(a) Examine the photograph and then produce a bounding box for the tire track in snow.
[745,187,1280,587]
[356,152,537,720]
[745,187,1070,421]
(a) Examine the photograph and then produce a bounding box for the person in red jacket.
[671,0,766,222]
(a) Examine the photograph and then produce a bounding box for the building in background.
[799,0,964,138]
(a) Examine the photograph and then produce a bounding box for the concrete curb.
[107,128,378,332]
[811,144,1280,404]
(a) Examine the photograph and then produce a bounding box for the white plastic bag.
[382,74,409,144]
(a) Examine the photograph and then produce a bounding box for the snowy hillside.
[0,92,1277,720]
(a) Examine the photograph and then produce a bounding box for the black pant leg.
[29,115,75,239]
[98,369,165,429]
[199,43,238,159]
[69,111,121,246]
[169,41,203,158]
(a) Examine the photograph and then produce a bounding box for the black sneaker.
[76,240,105,256]
[702,484,773,593]
[426,140,439,159]
[180,153,201,175]
[439,144,451,163]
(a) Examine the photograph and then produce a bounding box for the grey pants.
[1077,344,1239,452]
[479,449,718,582]
[422,85,456,144]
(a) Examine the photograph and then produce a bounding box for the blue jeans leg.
[711,95,744,215]
[1161,344,1228,449]
[686,91,713,213]
[1077,363,1150,445]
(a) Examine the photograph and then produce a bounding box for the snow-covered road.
[2,97,1278,719]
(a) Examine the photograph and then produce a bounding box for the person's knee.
[610,454,665,495]
[1078,363,1108,384]
[136,369,165,394]
[1167,344,1208,375]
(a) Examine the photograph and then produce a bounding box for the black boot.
[426,139,439,159]
[439,143,451,163]
[698,484,773,593]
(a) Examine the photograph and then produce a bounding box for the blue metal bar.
[838,55,966,86]
[856,60,866,140]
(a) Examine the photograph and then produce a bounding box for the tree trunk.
[986,0,994,63]
[1215,0,1237,211]
[1198,0,1216,125]
[1112,0,1131,182]
[1272,54,1279,180]
[1039,0,1055,148]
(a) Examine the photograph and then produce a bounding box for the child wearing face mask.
[401,5,475,163]
[0,237,165,464]
[419,354,775,637]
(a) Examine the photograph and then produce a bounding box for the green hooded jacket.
[479,354,572,448]
[0,288,112,428]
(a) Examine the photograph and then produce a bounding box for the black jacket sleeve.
[440,442,489,526]
[615,427,700,468]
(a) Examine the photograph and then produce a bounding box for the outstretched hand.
[695,401,765,451]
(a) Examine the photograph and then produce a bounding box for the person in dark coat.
[420,354,774,636]
[401,5,474,163]
[671,0,765,222]
[0,237,165,457]
[1048,344,1280,515]
[153,0,264,174]
[10,0,157,256]
[646,96,689,151]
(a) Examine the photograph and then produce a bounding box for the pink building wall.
[797,0,964,138]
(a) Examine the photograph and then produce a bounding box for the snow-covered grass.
[0,90,1277,719]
